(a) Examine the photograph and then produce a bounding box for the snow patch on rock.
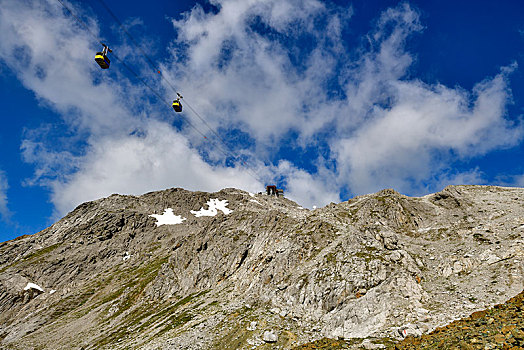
[191,199,232,217]
[24,283,44,293]
[149,209,187,226]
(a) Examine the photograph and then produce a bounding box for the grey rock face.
[0,185,522,349]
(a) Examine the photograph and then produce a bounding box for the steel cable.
[55,0,264,184]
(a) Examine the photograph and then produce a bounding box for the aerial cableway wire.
[95,0,261,173]
[55,0,210,140]
[55,0,265,186]
[55,0,253,168]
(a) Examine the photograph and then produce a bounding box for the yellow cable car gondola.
[172,99,182,112]
[172,93,183,112]
[95,43,112,69]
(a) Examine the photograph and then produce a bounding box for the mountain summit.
[0,186,522,349]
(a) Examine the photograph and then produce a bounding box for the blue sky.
[0,0,523,242]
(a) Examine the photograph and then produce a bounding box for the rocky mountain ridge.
[0,185,522,349]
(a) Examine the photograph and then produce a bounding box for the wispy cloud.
[166,0,522,197]
[0,0,521,216]
[167,0,350,143]
[0,170,12,223]
[45,121,263,216]
[334,63,521,195]
[0,0,266,215]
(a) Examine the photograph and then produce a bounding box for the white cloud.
[438,169,486,188]
[168,0,522,198]
[0,0,522,219]
[45,122,263,216]
[329,5,522,196]
[275,160,340,208]
[0,0,267,216]
[167,0,347,143]
[0,0,134,137]
[333,67,521,195]
[0,170,11,222]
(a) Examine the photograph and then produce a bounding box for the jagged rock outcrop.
[0,185,522,349]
